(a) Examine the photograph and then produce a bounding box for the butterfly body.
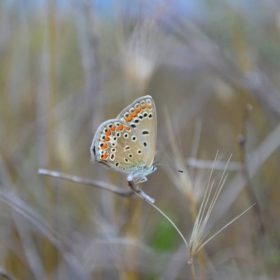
[91,95,157,183]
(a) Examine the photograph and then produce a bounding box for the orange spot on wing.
[124,125,131,131]
[101,143,108,150]
[136,107,141,113]
[125,115,132,122]
[118,124,123,130]
[131,111,137,117]
[110,125,116,131]
[141,104,147,109]
[101,151,108,160]
[103,136,110,142]
[105,130,111,136]
[147,104,153,109]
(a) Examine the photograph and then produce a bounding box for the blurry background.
[0,0,280,279]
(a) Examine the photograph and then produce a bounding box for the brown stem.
[127,175,155,203]
[190,261,196,280]
[38,169,133,197]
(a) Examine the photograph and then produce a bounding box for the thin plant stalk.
[164,112,208,279]
[38,169,133,197]
[39,169,191,271]
[190,262,196,280]
[39,155,254,280]
[45,0,58,275]
[39,168,192,276]
[132,191,190,251]
[196,203,255,253]
[188,152,255,269]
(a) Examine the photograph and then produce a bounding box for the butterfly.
[90,95,157,184]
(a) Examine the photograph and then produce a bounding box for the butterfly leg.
[138,176,147,183]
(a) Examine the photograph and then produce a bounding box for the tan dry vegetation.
[0,1,280,279]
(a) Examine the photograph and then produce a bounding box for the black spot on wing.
[142,130,150,135]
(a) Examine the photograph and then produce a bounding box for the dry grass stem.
[1,2,278,278]
[38,169,133,197]
[188,153,255,265]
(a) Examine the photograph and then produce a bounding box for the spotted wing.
[90,119,149,173]
[117,95,157,167]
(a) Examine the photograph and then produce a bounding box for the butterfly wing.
[90,119,149,173]
[117,95,157,167]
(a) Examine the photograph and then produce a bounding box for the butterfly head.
[127,164,157,184]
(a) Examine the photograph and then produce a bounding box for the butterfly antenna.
[155,163,185,174]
